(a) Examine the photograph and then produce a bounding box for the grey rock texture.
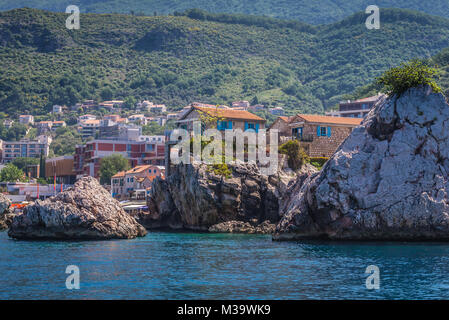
[141,162,315,231]
[0,193,12,230]
[209,220,275,234]
[8,177,147,240]
[274,86,449,240]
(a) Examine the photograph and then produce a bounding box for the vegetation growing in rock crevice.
[376,59,442,96]
[279,140,308,171]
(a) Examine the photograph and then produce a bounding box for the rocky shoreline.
[8,177,147,240]
[274,86,449,241]
[139,162,316,233]
[3,87,448,241]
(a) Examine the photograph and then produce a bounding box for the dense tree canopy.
[0,163,25,182]
[1,8,449,117]
[99,154,130,185]
[2,0,449,25]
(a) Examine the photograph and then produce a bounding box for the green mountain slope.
[2,0,449,25]
[1,8,449,116]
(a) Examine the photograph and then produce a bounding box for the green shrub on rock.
[377,59,441,96]
[279,140,309,171]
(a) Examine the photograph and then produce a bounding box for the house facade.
[177,105,266,133]
[19,115,34,125]
[2,135,52,163]
[269,114,362,158]
[75,139,165,179]
[288,114,362,157]
[111,164,165,199]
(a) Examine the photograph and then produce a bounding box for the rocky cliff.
[140,162,315,233]
[8,177,147,240]
[274,86,449,240]
[0,193,12,230]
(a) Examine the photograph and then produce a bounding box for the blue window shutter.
[300,127,303,138]
[327,126,331,137]
[228,120,232,130]
[317,126,321,136]
[255,123,259,133]
[244,122,248,131]
[217,120,220,130]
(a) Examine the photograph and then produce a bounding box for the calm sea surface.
[1,230,449,299]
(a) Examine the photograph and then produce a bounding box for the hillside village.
[0,94,383,207]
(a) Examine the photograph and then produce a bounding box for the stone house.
[270,114,362,157]
[176,105,266,133]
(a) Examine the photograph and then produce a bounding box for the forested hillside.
[1,0,449,25]
[1,8,449,116]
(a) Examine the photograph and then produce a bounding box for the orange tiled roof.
[194,106,265,122]
[112,171,125,178]
[82,119,100,125]
[125,165,153,174]
[297,114,362,126]
[355,94,383,103]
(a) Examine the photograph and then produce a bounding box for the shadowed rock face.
[8,177,147,240]
[274,86,449,241]
[0,193,12,230]
[141,162,315,232]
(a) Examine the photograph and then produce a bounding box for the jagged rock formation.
[8,177,147,240]
[274,86,449,240]
[0,193,12,230]
[140,162,316,232]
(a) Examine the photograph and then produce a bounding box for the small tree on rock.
[377,59,441,96]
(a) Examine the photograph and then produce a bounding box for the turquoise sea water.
[2,230,449,299]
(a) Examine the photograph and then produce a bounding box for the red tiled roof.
[296,114,362,126]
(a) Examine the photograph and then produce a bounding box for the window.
[317,126,331,137]
[321,127,327,136]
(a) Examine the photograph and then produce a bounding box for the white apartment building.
[2,135,52,163]
[19,115,34,125]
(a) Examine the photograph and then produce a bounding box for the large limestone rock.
[140,162,315,232]
[0,193,12,230]
[8,177,147,240]
[274,86,449,240]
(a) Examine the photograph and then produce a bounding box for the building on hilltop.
[326,94,385,118]
[51,121,66,131]
[3,119,14,128]
[79,119,100,139]
[19,115,34,125]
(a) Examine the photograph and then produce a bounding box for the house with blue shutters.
[176,105,266,134]
[270,114,362,157]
